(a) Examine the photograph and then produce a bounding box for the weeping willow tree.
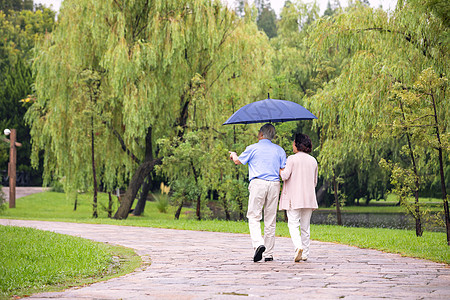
[305,1,450,240]
[26,0,273,219]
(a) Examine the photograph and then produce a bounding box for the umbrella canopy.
[223,94,317,125]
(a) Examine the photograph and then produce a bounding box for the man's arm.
[229,151,242,165]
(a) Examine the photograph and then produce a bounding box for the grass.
[303,226,448,263]
[0,225,141,299]
[0,191,449,272]
[0,192,179,221]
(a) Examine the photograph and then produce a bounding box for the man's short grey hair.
[259,123,276,140]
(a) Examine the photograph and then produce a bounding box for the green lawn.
[0,225,140,299]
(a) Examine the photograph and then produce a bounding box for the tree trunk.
[333,174,342,226]
[108,192,113,218]
[91,118,98,218]
[431,93,449,245]
[190,160,201,220]
[196,195,201,221]
[438,147,450,245]
[239,200,244,221]
[406,131,422,237]
[175,200,184,220]
[414,189,422,237]
[225,208,231,221]
[401,100,422,237]
[73,193,78,211]
[316,180,329,206]
[113,158,162,219]
[408,144,422,237]
[235,168,244,221]
[134,126,154,216]
[133,174,152,216]
[114,126,157,220]
[219,171,230,221]
[222,197,230,221]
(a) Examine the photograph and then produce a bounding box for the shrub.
[154,193,169,213]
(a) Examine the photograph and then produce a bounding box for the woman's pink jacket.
[279,152,318,210]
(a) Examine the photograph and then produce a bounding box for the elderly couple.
[229,123,318,262]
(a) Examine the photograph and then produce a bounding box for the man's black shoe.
[264,257,273,262]
[253,245,266,262]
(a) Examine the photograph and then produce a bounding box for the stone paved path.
[1,186,48,202]
[1,219,449,300]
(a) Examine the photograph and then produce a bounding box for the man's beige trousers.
[247,178,280,258]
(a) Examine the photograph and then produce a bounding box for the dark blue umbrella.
[223,94,317,125]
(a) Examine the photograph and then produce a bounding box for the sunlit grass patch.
[0,225,140,299]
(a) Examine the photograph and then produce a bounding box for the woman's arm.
[314,161,318,187]
[280,157,292,181]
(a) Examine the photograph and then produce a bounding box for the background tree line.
[0,0,55,186]
[1,1,448,241]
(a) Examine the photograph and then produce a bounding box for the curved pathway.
[1,186,48,202]
[1,219,449,300]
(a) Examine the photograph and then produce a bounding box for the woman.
[279,133,318,262]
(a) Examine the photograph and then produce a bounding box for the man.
[229,123,286,262]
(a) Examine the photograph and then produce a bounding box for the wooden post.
[8,129,17,208]
[3,129,21,209]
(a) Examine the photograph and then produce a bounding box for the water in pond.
[310,211,445,232]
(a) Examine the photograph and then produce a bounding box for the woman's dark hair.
[295,133,312,153]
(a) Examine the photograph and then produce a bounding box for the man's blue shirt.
[238,139,287,182]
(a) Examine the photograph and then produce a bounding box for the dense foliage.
[0,2,55,184]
